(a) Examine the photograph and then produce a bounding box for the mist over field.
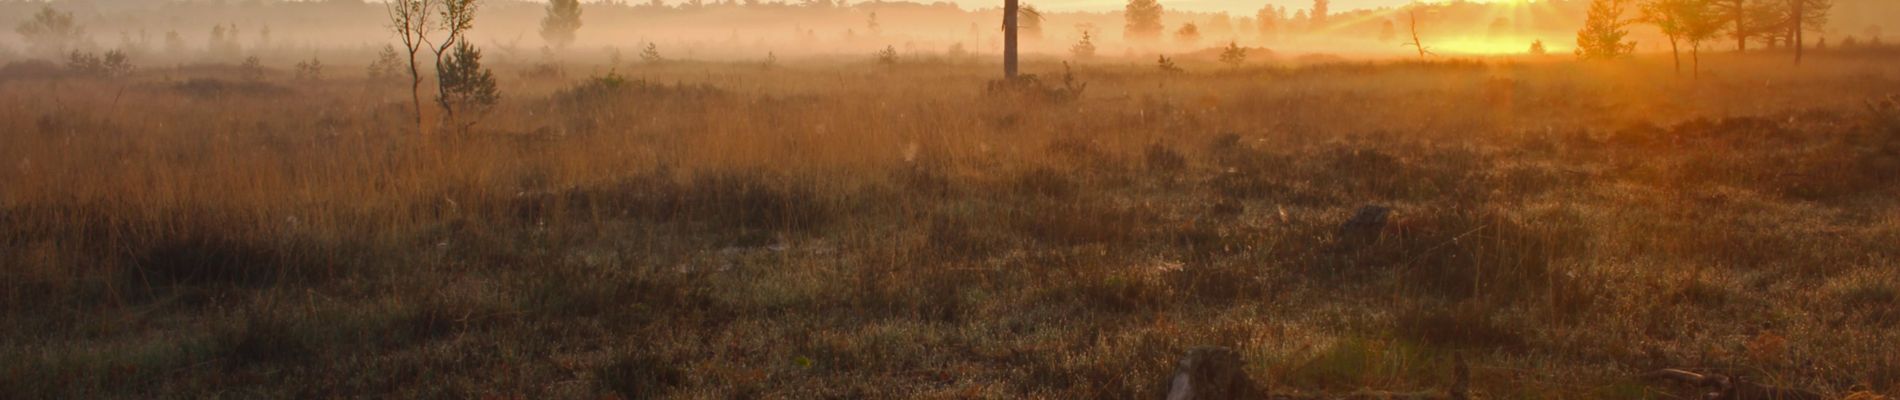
[4,0,1900,399]
[2,0,1894,62]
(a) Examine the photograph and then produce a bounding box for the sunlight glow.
[1434,36,1565,55]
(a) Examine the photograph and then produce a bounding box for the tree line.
[1578,0,1836,74]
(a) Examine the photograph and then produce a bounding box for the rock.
[1165,346,1263,400]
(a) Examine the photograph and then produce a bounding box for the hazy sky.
[958,0,1426,14]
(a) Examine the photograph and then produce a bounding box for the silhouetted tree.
[641,42,663,64]
[1176,23,1202,47]
[1219,41,1246,68]
[67,50,132,77]
[875,45,898,65]
[1716,0,1777,52]
[1576,0,1637,59]
[1310,0,1329,30]
[17,6,83,56]
[1125,0,1164,43]
[541,0,583,50]
[1530,39,1548,55]
[387,0,434,132]
[1785,0,1831,65]
[1156,55,1181,73]
[1256,5,1282,42]
[386,0,486,132]
[1643,0,1714,74]
[1071,26,1097,60]
[1380,19,1396,42]
[1020,5,1045,41]
[295,57,324,81]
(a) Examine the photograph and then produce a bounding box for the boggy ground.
[2,52,1900,398]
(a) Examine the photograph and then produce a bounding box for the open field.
[4,51,1900,398]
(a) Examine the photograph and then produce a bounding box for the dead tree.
[1003,0,1019,78]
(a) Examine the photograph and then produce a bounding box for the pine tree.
[1576,0,1636,60]
[1071,27,1097,60]
[1219,41,1247,68]
[641,42,664,64]
[436,42,500,124]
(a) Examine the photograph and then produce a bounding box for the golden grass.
[2,51,1899,398]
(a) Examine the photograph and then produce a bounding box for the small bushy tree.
[241,56,264,81]
[295,57,324,81]
[641,42,663,64]
[436,42,499,124]
[875,45,898,65]
[1156,55,1181,73]
[1219,41,1247,68]
[1070,27,1097,60]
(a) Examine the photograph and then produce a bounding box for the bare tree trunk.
[1670,37,1681,75]
[1732,0,1747,52]
[1792,0,1803,65]
[1004,0,1018,78]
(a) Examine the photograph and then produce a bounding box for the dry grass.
[3,52,1900,398]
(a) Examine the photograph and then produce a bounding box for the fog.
[3,0,1896,66]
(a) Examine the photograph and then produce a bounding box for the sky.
[948,0,1430,14]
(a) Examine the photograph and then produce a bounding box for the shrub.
[552,72,723,106]
[1157,55,1183,73]
[875,45,898,65]
[240,56,264,80]
[598,353,685,399]
[215,310,316,366]
[1144,143,1186,172]
[170,78,290,99]
[985,62,1087,104]
[65,50,132,77]
[294,57,323,81]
